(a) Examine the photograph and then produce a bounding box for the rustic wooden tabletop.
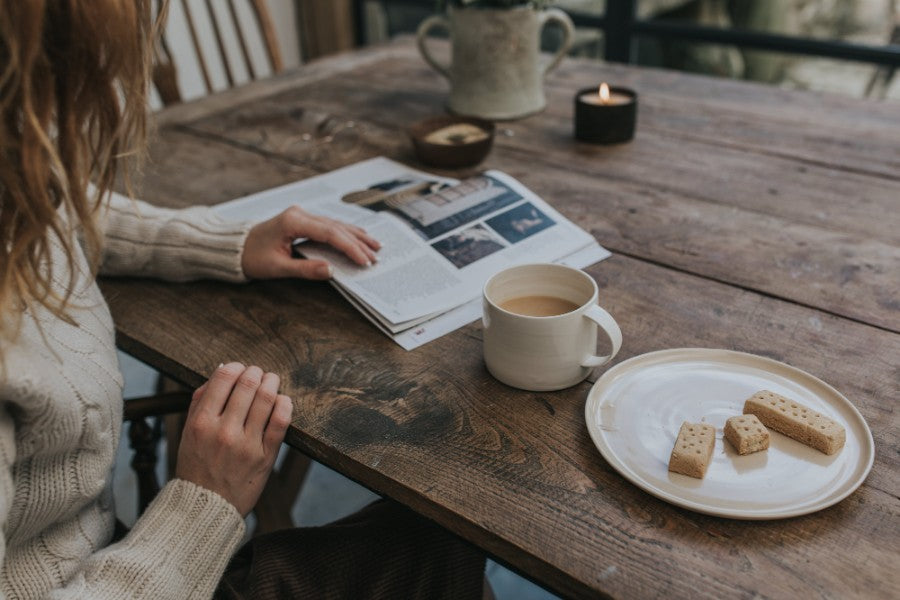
[102,38,899,599]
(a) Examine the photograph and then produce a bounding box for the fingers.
[243,207,382,281]
[283,208,379,267]
[244,372,281,438]
[220,365,264,428]
[262,394,293,455]
[333,218,380,251]
[306,218,376,266]
[179,364,291,517]
[272,256,334,280]
[345,224,381,252]
[191,382,208,402]
[187,381,208,420]
[196,365,287,436]
[196,362,246,416]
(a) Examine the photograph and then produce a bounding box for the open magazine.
[214,157,610,349]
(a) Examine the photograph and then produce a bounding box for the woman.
[0,1,485,598]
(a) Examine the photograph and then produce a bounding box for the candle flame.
[599,83,610,104]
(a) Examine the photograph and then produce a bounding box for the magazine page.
[213,157,610,348]
[299,169,598,324]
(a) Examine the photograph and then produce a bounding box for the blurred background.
[154,1,900,106]
[359,0,900,100]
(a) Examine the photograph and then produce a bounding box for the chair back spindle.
[153,0,283,105]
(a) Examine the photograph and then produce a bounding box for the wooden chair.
[125,1,309,531]
[123,388,192,515]
[153,0,284,106]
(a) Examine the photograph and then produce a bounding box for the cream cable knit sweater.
[1,192,254,599]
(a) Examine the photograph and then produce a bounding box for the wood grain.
[233,39,900,179]
[102,254,899,600]
[176,59,900,331]
[104,39,900,600]
[184,59,900,244]
[423,39,900,179]
[137,128,317,206]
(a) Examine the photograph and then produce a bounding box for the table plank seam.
[645,126,900,184]
[606,248,900,336]
[496,142,899,242]
[200,60,899,184]
[161,125,899,335]
[175,116,899,252]
[173,123,331,173]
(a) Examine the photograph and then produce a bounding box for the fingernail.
[316,264,333,278]
[217,363,224,369]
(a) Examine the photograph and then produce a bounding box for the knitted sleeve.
[97,190,252,283]
[0,405,15,599]
[47,480,245,600]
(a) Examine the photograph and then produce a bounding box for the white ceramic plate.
[584,348,874,519]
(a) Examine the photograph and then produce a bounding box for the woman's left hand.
[241,206,380,280]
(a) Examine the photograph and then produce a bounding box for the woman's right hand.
[175,362,293,516]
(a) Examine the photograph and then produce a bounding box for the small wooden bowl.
[409,115,495,169]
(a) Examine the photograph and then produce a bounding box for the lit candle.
[574,83,638,144]
[578,83,633,107]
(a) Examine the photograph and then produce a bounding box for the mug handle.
[538,8,575,78]
[416,14,451,80]
[580,305,623,368]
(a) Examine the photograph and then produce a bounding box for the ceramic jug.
[416,5,574,120]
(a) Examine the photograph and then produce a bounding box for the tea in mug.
[499,295,580,317]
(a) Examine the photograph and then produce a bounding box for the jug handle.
[539,8,575,78]
[416,15,451,80]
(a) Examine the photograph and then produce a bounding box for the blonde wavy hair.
[0,0,161,343]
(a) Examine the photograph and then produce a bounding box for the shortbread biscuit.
[668,422,716,478]
[724,414,769,455]
[743,390,845,455]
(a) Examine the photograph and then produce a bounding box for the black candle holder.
[574,86,638,144]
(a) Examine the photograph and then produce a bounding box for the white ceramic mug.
[482,263,622,391]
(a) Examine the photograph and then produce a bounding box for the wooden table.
[102,38,900,599]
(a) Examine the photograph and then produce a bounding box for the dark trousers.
[214,500,487,600]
